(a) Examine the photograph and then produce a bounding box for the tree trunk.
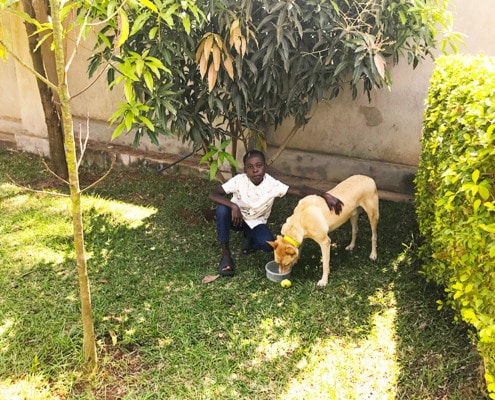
[267,123,302,166]
[22,0,68,180]
[49,0,97,373]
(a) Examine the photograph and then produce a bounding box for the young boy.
[208,150,343,276]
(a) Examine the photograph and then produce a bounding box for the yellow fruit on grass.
[280,279,292,288]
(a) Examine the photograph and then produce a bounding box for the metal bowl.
[265,260,291,282]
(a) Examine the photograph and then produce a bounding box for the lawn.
[0,148,487,399]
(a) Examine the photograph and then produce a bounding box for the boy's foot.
[241,237,255,254]
[218,256,235,276]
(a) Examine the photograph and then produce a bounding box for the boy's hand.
[231,204,243,226]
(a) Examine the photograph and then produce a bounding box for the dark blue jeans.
[215,205,274,252]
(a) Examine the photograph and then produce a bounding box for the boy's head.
[243,150,266,185]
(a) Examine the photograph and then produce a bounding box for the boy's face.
[244,155,266,185]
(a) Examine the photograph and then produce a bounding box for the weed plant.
[0,149,487,399]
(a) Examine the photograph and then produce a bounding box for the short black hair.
[243,150,266,165]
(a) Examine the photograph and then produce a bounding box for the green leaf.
[124,111,135,130]
[143,71,154,91]
[139,115,155,131]
[124,80,134,102]
[480,224,495,233]
[182,13,191,35]
[224,153,238,168]
[149,27,158,40]
[138,0,158,13]
[97,32,112,49]
[220,139,231,150]
[135,58,145,77]
[111,122,125,140]
[116,9,129,48]
[130,12,151,37]
[479,184,490,200]
[200,150,216,164]
[209,159,218,181]
[472,169,480,183]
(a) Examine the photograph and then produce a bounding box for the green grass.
[0,148,487,399]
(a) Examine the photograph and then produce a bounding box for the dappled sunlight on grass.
[252,317,301,364]
[278,287,398,400]
[0,375,66,400]
[83,196,157,229]
[12,246,69,267]
[0,184,157,271]
[0,151,485,399]
[1,188,72,268]
[0,319,14,355]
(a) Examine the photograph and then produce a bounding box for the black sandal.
[218,256,235,276]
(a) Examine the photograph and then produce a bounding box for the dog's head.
[267,235,300,274]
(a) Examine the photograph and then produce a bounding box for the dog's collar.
[283,235,300,248]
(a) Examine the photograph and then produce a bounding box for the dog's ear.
[285,247,297,256]
[267,240,278,249]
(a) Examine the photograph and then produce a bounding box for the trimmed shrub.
[415,54,495,398]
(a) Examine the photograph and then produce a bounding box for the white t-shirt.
[221,173,289,228]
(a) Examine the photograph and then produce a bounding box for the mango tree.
[89,0,459,177]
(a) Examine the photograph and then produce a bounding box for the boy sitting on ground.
[208,150,343,276]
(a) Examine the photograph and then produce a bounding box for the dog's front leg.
[317,237,331,287]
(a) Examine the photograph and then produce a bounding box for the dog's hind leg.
[345,211,359,251]
[362,199,379,260]
[368,210,378,260]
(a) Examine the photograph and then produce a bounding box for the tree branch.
[77,117,91,168]
[267,123,302,166]
[0,39,58,92]
[38,150,70,185]
[81,153,116,193]
[6,173,69,197]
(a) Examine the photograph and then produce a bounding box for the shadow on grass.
[84,191,486,398]
[0,154,487,399]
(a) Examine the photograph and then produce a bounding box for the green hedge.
[415,54,495,398]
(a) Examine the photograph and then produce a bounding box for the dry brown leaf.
[203,34,214,60]
[208,63,217,92]
[223,54,234,79]
[231,26,241,51]
[202,274,220,284]
[374,53,386,79]
[199,55,208,78]
[212,46,221,72]
[213,33,223,49]
[231,19,240,32]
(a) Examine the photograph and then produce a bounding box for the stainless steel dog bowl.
[265,260,291,282]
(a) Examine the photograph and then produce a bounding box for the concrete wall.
[266,0,495,195]
[1,0,494,197]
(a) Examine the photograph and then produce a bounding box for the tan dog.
[268,175,378,287]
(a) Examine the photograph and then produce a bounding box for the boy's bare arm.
[287,186,343,215]
[208,185,243,226]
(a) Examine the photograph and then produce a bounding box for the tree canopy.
[87,0,457,173]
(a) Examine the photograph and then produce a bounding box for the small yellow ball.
[280,279,292,288]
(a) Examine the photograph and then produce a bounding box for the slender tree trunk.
[267,122,302,166]
[22,0,68,180]
[229,119,238,175]
[49,0,97,373]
